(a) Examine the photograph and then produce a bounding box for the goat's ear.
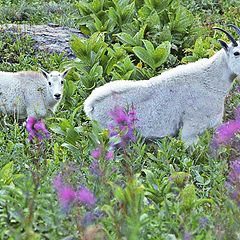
[218,39,229,52]
[61,67,72,78]
[39,68,49,79]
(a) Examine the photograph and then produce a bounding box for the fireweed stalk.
[24,117,50,235]
[53,173,98,238]
[108,105,138,149]
[53,174,96,211]
[53,105,140,238]
[89,105,138,179]
[88,106,143,239]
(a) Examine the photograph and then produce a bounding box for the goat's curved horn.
[213,27,238,47]
[228,24,240,35]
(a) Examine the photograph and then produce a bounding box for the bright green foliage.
[70,0,198,97]
[182,37,218,63]
[133,40,171,70]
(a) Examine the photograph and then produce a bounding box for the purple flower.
[91,147,102,159]
[199,217,209,229]
[53,175,96,211]
[77,187,96,206]
[26,116,37,141]
[53,175,76,210]
[108,106,138,148]
[228,160,240,184]
[109,106,130,126]
[235,106,240,120]
[89,160,102,177]
[82,212,96,227]
[213,119,240,146]
[105,150,114,160]
[26,116,36,132]
[26,116,50,142]
[183,232,192,240]
[58,186,76,209]
[226,159,240,206]
[34,119,50,138]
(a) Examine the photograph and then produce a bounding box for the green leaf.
[0,162,13,185]
[170,6,194,33]
[66,128,81,145]
[62,143,79,152]
[117,32,137,46]
[181,184,196,211]
[153,41,171,67]
[50,124,65,136]
[133,46,155,69]
[143,40,155,55]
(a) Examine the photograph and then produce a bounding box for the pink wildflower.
[26,116,50,142]
[213,119,240,146]
[77,187,96,206]
[58,186,76,209]
[53,175,76,210]
[109,106,130,126]
[108,106,138,148]
[105,150,114,160]
[91,147,102,159]
[226,159,240,207]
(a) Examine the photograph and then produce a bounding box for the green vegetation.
[1,0,240,239]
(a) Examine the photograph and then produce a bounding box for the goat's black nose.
[54,93,61,98]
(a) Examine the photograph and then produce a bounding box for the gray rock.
[0,24,85,59]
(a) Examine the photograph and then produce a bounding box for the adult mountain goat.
[0,68,71,119]
[84,25,240,145]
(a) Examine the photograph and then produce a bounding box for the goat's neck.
[206,50,237,95]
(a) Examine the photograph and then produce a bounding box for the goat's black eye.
[61,80,64,84]
[48,82,51,86]
[234,51,240,56]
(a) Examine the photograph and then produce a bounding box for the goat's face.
[40,68,71,101]
[214,25,240,76]
[226,44,240,76]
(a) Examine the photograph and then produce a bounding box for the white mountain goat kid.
[0,68,71,119]
[84,25,240,145]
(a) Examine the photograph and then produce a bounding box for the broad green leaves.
[117,25,146,47]
[133,40,171,70]
[170,6,194,33]
[182,37,217,63]
[71,0,195,93]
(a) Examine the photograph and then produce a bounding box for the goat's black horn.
[213,27,238,47]
[228,24,240,35]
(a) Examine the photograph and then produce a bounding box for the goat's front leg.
[26,102,47,119]
[181,111,224,145]
[181,121,200,145]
